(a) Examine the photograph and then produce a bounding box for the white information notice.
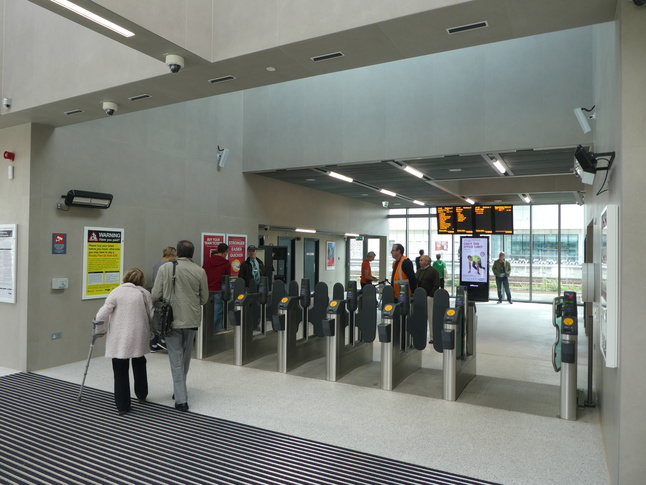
[0,224,17,304]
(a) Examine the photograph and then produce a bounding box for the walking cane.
[78,320,106,402]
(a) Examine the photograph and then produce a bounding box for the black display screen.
[436,205,514,234]
[455,206,474,234]
[493,205,514,234]
[437,206,456,234]
[474,205,493,234]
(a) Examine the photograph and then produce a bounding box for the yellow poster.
[83,227,124,300]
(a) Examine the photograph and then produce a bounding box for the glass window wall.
[388,204,584,302]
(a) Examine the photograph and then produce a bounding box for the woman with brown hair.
[95,268,153,415]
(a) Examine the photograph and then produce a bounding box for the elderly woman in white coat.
[95,268,153,415]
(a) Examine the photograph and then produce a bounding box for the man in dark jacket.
[415,254,440,344]
[202,243,231,331]
[238,245,266,288]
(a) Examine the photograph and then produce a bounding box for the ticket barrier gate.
[321,281,374,382]
[272,279,326,373]
[442,286,477,401]
[201,276,236,358]
[377,284,428,391]
[552,291,578,420]
[230,276,278,366]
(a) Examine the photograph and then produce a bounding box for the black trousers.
[112,356,148,411]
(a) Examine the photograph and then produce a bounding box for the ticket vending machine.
[552,291,578,420]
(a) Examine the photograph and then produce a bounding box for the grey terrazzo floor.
[2,301,609,485]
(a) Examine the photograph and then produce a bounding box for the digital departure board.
[455,206,474,234]
[474,205,493,234]
[493,205,513,234]
[437,206,456,234]
[436,205,514,234]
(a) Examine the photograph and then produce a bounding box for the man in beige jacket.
[152,240,209,411]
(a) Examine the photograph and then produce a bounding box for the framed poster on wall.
[201,233,225,266]
[326,241,335,270]
[226,234,247,278]
[0,224,17,304]
[82,227,124,300]
[600,206,619,368]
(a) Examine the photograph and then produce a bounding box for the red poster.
[201,233,225,266]
[226,234,247,277]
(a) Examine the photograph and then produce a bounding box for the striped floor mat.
[0,373,499,485]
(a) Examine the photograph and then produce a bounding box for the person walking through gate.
[202,243,231,331]
[492,251,513,304]
[150,246,176,352]
[360,251,378,288]
[390,243,417,298]
[152,240,209,412]
[415,255,440,344]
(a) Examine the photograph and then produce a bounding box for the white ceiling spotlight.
[519,193,532,204]
[573,106,596,134]
[464,197,475,205]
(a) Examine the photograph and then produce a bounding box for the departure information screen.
[474,205,493,234]
[437,206,456,234]
[455,206,473,234]
[436,205,514,234]
[493,205,513,234]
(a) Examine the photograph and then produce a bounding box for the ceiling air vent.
[311,52,344,62]
[129,94,151,101]
[447,21,489,35]
[209,75,236,84]
[64,109,83,115]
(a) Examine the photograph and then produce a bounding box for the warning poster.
[83,227,124,300]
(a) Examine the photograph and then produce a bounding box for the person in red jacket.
[202,243,231,331]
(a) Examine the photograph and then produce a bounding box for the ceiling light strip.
[311,52,344,62]
[328,171,353,183]
[380,189,396,197]
[50,0,135,37]
[295,228,316,233]
[403,165,424,178]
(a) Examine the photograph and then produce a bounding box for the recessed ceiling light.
[305,178,316,182]
[449,168,462,172]
[266,66,276,72]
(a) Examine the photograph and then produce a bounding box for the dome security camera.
[102,101,118,116]
[165,54,184,73]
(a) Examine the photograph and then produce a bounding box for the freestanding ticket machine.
[552,291,578,420]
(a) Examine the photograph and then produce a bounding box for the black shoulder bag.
[152,260,177,337]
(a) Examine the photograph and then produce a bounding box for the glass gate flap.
[552,297,563,372]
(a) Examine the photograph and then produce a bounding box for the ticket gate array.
[378,284,428,391]
[321,281,376,382]
[272,279,327,373]
[440,286,477,401]
[552,291,579,420]
[230,276,278,366]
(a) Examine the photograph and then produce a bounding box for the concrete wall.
[3,90,385,372]
[242,27,595,171]
[0,124,33,371]
[585,4,646,484]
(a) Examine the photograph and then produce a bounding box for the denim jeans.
[496,276,512,302]
[213,292,223,331]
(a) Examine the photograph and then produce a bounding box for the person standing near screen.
[432,254,446,289]
[492,251,512,304]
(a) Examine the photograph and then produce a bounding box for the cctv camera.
[102,101,118,116]
[165,54,184,73]
[2,97,11,109]
[382,201,389,208]
[264,226,270,231]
